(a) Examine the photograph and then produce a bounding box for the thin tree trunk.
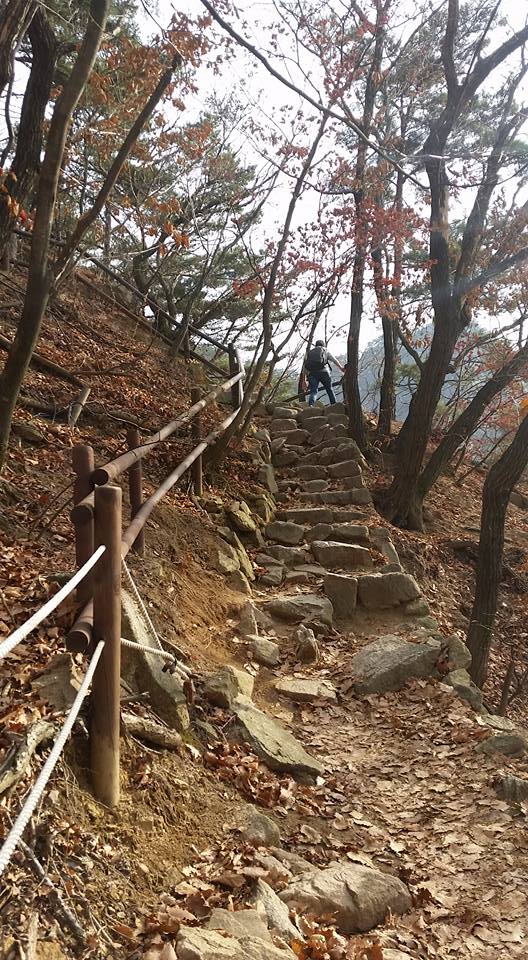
[377,314,397,436]
[0,0,36,98]
[0,0,109,471]
[345,279,367,448]
[467,413,528,688]
[418,340,528,500]
[0,9,58,262]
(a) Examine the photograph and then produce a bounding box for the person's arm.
[327,352,345,374]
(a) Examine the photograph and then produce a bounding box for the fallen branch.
[0,331,83,387]
[0,719,55,795]
[19,839,87,947]
[122,712,182,750]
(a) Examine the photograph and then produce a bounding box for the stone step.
[265,520,306,546]
[270,418,298,434]
[261,593,333,625]
[301,479,329,492]
[264,544,310,567]
[328,459,363,478]
[296,465,328,480]
[298,489,372,506]
[272,450,299,467]
[272,428,310,445]
[308,424,348,446]
[280,507,334,524]
[324,573,358,618]
[275,677,337,703]
[311,540,373,569]
[356,571,421,609]
[271,405,299,419]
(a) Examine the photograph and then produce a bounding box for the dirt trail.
[245,403,528,958]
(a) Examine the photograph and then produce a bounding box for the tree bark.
[0,0,36,99]
[418,341,528,501]
[0,9,58,262]
[0,0,109,471]
[377,313,397,436]
[467,413,528,688]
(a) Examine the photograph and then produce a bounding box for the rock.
[257,464,278,496]
[240,602,274,636]
[228,571,253,595]
[265,521,306,546]
[332,509,369,524]
[311,541,373,569]
[445,669,483,711]
[272,406,298,419]
[121,590,189,731]
[12,420,47,445]
[281,507,334,525]
[280,862,411,935]
[275,677,337,703]
[351,635,442,694]
[227,500,257,533]
[218,529,255,581]
[481,713,516,732]
[272,450,299,468]
[415,615,439,631]
[321,489,372,506]
[341,475,367,490]
[328,523,370,544]
[294,625,320,663]
[446,635,472,670]
[248,636,281,667]
[495,773,528,801]
[270,436,286,454]
[476,733,527,758]
[357,572,421,609]
[254,428,271,443]
[265,544,308,567]
[295,564,327,577]
[276,428,310,445]
[298,406,327,421]
[262,593,333,626]
[215,542,240,575]
[269,846,315,875]
[176,927,294,959]
[370,530,400,564]
[327,459,362,478]
[303,479,329,492]
[203,666,254,709]
[305,522,333,543]
[260,566,284,586]
[207,909,271,943]
[200,494,224,514]
[232,698,324,777]
[324,573,358,618]
[31,653,82,712]
[270,418,298,433]
[241,811,281,847]
[248,492,276,523]
[284,571,311,584]
[254,879,303,944]
[403,598,430,617]
[296,465,328,480]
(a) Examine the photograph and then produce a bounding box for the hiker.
[303,340,344,406]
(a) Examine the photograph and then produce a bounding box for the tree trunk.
[0,0,36,99]
[418,341,528,501]
[0,0,109,471]
[467,413,528,688]
[346,279,367,449]
[380,316,460,529]
[377,314,397,436]
[0,9,58,262]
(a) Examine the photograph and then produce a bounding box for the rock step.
[311,540,373,569]
[297,489,372,506]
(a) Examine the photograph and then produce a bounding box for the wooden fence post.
[127,427,144,555]
[72,444,94,608]
[68,385,91,427]
[90,484,122,808]
[190,387,203,496]
[228,346,240,409]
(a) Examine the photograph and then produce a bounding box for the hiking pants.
[308,369,336,406]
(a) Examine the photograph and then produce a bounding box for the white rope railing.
[0,545,106,662]
[121,558,191,679]
[0,640,105,878]
[120,637,175,662]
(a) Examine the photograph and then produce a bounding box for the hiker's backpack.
[306,345,327,372]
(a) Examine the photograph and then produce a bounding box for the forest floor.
[0,266,528,959]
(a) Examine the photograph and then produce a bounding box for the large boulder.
[351,635,442,694]
[357,572,421,609]
[311,541,373,569]
[232,698,324,777]
[176,927,295,959]
[275,677,337,703]
[279,862,411,934]
[265,521,306,546]
[324,573,358,618]
[262,593,333,626]
[203,666,254,709]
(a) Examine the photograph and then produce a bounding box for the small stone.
[270,418,298,433]
[227,500,258,533]
[279,862,411,935]
[269,846,315,875]
[254,879,303,944]
[257,463,278,496]
[294,625,320,663]
[241,811,281,847]
[285,570,311,584]
[327,459,362,478]
[352,635,442,694]
[446,635,472,670]
[445,669,483,711]
[328,523,370,543]
[265,521,306,546]
[233,699,324,777]
[215,542,240,574]
[260,566,284,586]
[228,570,252,595]
[203,666,254,709]
[476,733,527,758]
[305,522,333,543]
[265,544,308,566]
[274,428,310,445]
[495,773,528,801]
[311,541,373,569]
[275,677,337,703]
[262,593,333,626]
[303,479,329,492]
[272,406,298,419]
[357,572,421,609]
[404,598,430,617]
[248,636,281,667]
[176,927,292,959]
[207,908,272,943]
[324,573,358,618]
